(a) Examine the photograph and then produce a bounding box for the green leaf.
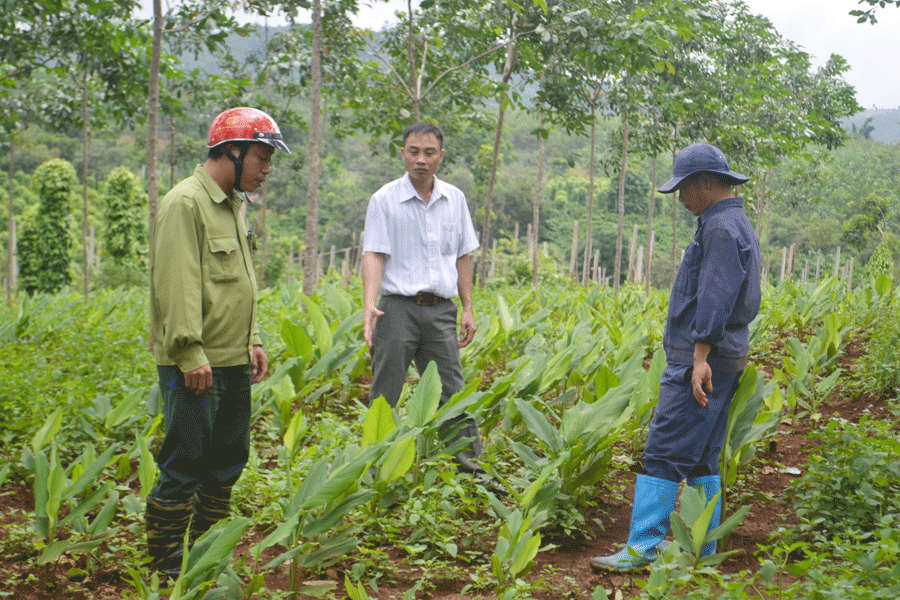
[380,436,416,483]
[281,318,313,362]
[361,396,396,446]
[405,361,441,428]
[105,388,143,429]
[300,294,333,355]
[31,408,62,454]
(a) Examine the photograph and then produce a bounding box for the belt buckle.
[415,292,430,306]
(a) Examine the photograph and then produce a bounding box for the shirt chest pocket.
[207,237,241,282]
[440,220,460,256]
[676,240,702,296]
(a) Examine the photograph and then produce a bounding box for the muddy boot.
[190,486,233,547]
[145,496,192,579]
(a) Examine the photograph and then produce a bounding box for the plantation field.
[1,276,899,600]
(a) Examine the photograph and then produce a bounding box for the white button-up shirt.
[363,172,479,299]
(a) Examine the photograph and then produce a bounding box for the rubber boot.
[145,496,192,579]
[190,486,233,547]
[687,475,721,557]
[590,474,680,572]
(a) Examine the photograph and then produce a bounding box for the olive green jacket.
[150,165,261,372]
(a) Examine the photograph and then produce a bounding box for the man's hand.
[692,361,713,407]
[251,345,268,384]
[363,304,385,349]
[185,363,213,396]
[458,308,477,348]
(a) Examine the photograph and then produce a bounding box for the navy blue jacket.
[664,197,761,372]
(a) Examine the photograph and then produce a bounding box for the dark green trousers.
[370,295,482,456]
[151,364,251,502]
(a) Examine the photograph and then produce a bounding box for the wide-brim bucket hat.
[658,143,749,193]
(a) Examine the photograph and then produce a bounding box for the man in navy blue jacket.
[592,143,761,572]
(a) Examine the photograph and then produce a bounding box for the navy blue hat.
[658,143,749,194]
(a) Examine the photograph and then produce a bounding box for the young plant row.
[0,274,896,598]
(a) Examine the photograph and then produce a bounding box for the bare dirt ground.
[1,346,893,599]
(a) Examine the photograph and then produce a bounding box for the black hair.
[402,122,444,149]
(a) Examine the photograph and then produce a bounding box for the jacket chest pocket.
[207,237,241,282]
[676,240,702,296]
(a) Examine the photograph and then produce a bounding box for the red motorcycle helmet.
[207,107,290,154]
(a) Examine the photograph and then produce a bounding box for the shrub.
[785,417,900,543]
[19,159,77,294]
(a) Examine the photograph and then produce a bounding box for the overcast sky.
[140,0,898,110]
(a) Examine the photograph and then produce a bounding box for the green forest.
[2,1,900,599]
[2,0,899,299]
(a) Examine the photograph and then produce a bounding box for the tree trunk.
[531,101,545,287]
[583,104,597,287]
[147,0,162,256]
[302,0,324,296]
[613,112,629,295]
[406,0,421,121]
[477,34,518,287]
[645,155,657,294]
[82,71,90,299]
[6,136,15,304]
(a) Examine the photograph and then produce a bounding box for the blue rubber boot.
[590,474,680,571]
[687,475,721,557]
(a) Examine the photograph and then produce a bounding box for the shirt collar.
[194,164,244,207]
[399,172,446,204]
[699,197,743,226]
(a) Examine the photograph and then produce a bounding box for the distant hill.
[842,109,900,144]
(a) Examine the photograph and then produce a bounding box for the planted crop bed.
[1,276,898,599]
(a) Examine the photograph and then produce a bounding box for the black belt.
[394,292,448,306]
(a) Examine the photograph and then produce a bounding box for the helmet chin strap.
[224,144,251,193]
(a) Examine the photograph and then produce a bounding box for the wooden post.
[329,244,336,271]
[513,222,519,252]
[645,230,655,294]
[802,259,809,284]
[779,247,787,283]
[627,223,638,284]
[356,232,364,276]
[569,220,579,280]
[833,245,841,278]
[525,223,533,257]
[635,245,644,285]
[341,247,351,287]
[787,244,795,281]
[592,249,600,283]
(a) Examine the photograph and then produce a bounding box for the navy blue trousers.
[643,363,743,483]
[151,364,251,501]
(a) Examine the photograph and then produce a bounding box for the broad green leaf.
[62,446,117,502]
[405,361,441,428]
[59,482,114,528]
[281,318,313,362]
[509,532,541,578]
[32,408,62,454]
[380,436,416,483]
[361,396,396,446]
[497,294,514,332]
[300,294,333,355]
[105,388,143,429]
[514,398,560,452]
[283,410,306,458]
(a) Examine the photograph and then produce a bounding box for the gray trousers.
[370,294,482,457]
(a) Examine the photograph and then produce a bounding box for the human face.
[401,132,445,187]
[676,176,709,217]
[236,143,274,193]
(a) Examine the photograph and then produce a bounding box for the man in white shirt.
[362,121,489,481]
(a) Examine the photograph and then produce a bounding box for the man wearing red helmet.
[146,107,289,579]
